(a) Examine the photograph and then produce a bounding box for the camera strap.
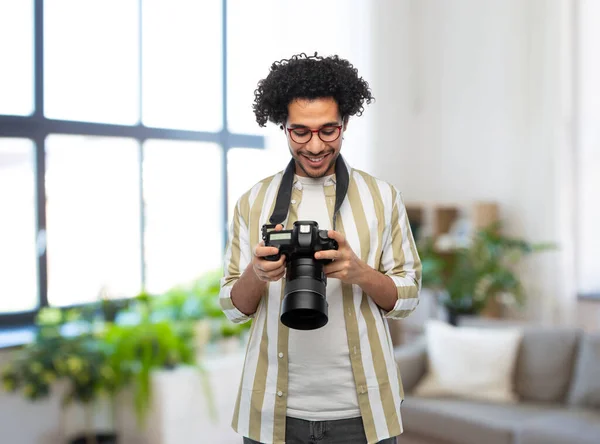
[269,155,349,230]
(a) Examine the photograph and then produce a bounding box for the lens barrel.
[280,257,328,330]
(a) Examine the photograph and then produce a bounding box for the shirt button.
[291,199,296,204]
[278,352,284,358]
[277,391,283,397]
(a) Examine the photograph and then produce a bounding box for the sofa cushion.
[413,320,523,403]
[402,396,563,444]
[567,333,600,409]
[515,327,581,403]
[516,410,600,444]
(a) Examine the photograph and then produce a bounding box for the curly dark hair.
[252,52,374,127]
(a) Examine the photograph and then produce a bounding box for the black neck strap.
[269,155,349,230]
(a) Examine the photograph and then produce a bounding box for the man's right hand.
[230,224,287,316]
[252,224,287,282]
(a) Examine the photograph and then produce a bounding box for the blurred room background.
[0,0,598,443]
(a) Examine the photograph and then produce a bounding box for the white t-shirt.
[286,174,360,421]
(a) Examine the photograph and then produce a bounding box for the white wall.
[368,0,576,325]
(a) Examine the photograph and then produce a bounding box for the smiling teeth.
[309,157,323,162]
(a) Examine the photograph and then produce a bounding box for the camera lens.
[280,257,328,330]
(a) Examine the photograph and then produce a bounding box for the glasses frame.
[286,124,343,144]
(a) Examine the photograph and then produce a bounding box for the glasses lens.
[319,126,341,142]
[290,129,311,144]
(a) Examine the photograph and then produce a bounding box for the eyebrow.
[288,121,341,129]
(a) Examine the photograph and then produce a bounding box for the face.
[285,97,346,178]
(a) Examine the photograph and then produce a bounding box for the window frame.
[0,0,264,327]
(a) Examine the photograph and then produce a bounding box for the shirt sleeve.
[378,188,422,319]
[219,198,254,323]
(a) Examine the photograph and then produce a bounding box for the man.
[219,53,421,444]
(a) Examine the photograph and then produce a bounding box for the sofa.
[394,322,600,444]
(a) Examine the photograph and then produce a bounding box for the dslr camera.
[262,220,338,330]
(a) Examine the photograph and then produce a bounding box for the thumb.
[253,241,265,256]
[327,230,345,244]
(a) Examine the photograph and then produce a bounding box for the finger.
[255,245,280,258]
[252,241,263,257]
[323,262,344,274]
[254,254,281,271]
[327,230,346,244]
[253,241,268,256]
[259,255,286,272]
[259,261,279,273]
[267,253,286,266]
[315,250,339,261]
[270,269,286,281]
[325,271,347,280]
[264,265,286,280]
[275,224,284,231]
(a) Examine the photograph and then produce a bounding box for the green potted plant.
[101,319,195,426]
[1,273,226,442]
[1,308,123,444]
[102,289,216,424]
[418,222,555,325]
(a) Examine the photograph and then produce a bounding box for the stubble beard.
[295,150,339,179]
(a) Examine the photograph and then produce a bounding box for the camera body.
[262,220,338,263]
[261,221,338,330]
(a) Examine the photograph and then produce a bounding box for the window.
[142,0,222,131]
[0,0,34,116]
[0,0,265,326]
[576,0,600,298]
[0,139,38,313]
[1,0,372,326]
[44,0,139,124]
[143,140,223,294]
[45,135,142,306]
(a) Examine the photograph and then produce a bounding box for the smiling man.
[219,53,422,444]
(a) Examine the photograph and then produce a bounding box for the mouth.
[301,152,331,168]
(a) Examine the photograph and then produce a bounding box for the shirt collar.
[293,174,336,190]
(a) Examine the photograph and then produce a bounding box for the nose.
[305,133,325,154]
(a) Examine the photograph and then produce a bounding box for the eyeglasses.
[286,124,343,144]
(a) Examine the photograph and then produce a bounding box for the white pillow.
[413,319,523,403]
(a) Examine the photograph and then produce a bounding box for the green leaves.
[101,320,198,425]
[0,268,236,429]
[417,221,555,314]
[140,268,226,322]
[1,331,119,405]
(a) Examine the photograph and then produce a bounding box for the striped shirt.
[219,158,422,444]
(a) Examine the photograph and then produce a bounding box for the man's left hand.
[314,230,367,285]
